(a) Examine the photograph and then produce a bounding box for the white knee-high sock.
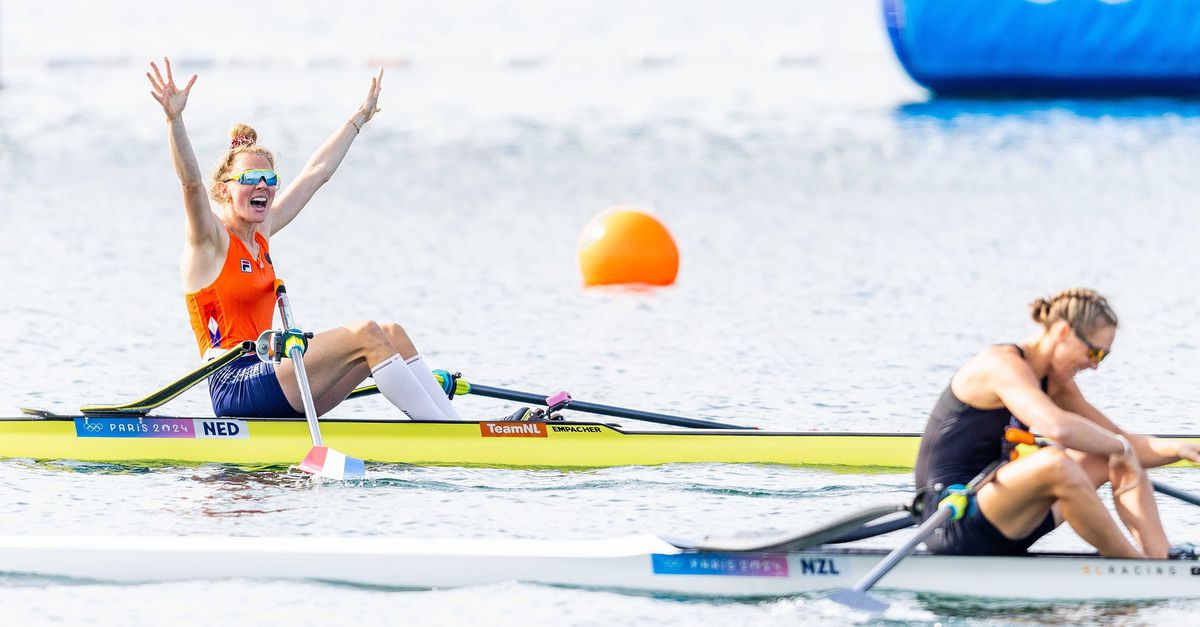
[406,355,465,421]
[371,354,449,421]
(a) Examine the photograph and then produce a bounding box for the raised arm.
[1052,383,1200,467]
[270,68,385,235]
[147,57,222,247]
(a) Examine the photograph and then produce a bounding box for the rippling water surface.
[2,1,1199,625]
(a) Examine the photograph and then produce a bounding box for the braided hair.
[1029,288,1118,333]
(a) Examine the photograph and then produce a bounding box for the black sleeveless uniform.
[914,345,1057,555]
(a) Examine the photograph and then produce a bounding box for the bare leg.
[1069,450,1170,559]
[975,447,1143,558]
[1113,474,1170,558]
[313,361,372,416]
[379,322,417,359]
[275,321,403,413]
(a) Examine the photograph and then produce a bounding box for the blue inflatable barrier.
[884,0,1200,96]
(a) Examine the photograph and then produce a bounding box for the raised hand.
[357,67,384,124]
[147,57,197,121]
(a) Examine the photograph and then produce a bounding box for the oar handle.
[1004,427,1037,446]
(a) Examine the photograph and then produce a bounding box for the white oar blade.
[826,589,889,615]
[298,446,366,480]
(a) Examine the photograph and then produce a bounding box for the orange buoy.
[578,207,679,286]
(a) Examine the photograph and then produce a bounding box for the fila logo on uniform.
[240,259,252,272]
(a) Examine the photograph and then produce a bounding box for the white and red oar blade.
[298,446,366,480]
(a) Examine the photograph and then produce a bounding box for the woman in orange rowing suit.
[148,57,463,421]
[915,288,1200,558]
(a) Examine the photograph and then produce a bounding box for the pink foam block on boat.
[546,391,572,406]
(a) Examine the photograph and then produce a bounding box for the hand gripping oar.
[826,459,1006,615]
[1005,427,1200,508]
[347,380,751,430]
[263,283,364,480]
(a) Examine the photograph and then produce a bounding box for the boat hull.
[1,534,1196,600]
[3,414,1199,470]
[0,414,925,468]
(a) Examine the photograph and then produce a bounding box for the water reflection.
[915,594,1154,624]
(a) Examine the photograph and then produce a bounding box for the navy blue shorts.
[209,355,304,418]
[924,496,1057,556]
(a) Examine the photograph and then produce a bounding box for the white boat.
[2,534,1196,600]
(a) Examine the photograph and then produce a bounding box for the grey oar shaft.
[276,290,323,447]
[1153,481,1200,508]
[277,291,298,329]
[850,506,951,593]
[288,347,323,446]
[828,459,1005,615]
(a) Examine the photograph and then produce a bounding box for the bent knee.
[349,320,390,344]
[380,322,409,339]
[1031,447,1092,490]
[1069,450,1117,486]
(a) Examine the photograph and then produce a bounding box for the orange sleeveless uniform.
[185,228,279,356]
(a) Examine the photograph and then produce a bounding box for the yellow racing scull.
[3,410,1198,470]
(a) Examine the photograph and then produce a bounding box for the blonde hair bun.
[229,123,258,148]
[1028,297,1052,324]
